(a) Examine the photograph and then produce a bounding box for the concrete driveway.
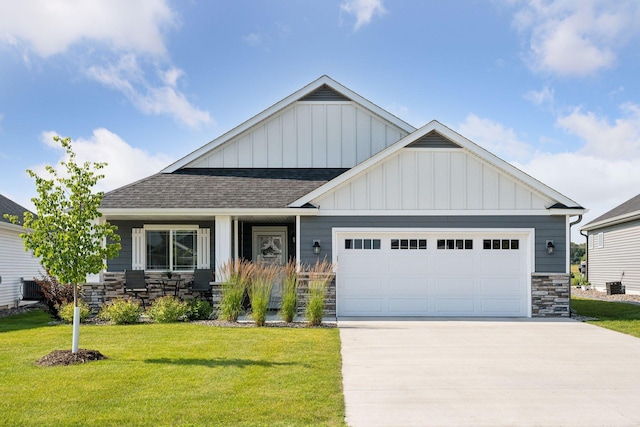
[339,318,640,427]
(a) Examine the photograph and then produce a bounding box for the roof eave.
[290,120,584,210]
[581,211,640,231]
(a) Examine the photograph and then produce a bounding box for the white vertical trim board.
[214,216,232,280]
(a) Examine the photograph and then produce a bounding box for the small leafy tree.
[5,136,121,353]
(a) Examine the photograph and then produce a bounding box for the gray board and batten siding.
[299,215,567,273]
[108,220,215,272]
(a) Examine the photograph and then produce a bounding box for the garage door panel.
[481,298,524,314]
[433,278,475,295]
[480,278,525,295]
[388,298,429,314]
[435,298,475,314]
[387,277,428,294]
[339,276,386,296]
[339,254,388,274]
[387,254,429,275]
[336,232,530,317]
[341,298,384,315]
[479,255,525,275]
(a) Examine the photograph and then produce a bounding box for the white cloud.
[458,105,640,237]
[86,55,213,128]
[457,114,533,161]
[0,0,176,57]
[36,129,173,193]
[510,0,640,76]
[557,102,640,159]
[524,86,554,107]
[340,0,386,30]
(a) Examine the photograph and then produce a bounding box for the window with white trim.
[132,226,210,271]
[596,232,604,249]
[391,239,427,250]
[345,238,381,250]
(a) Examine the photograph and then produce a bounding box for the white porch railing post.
[214,216,233,281]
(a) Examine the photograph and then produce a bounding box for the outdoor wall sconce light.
[313,240,321,254]
[546,240,555,255]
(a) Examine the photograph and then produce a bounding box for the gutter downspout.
[579,226,589,282]
[569,215,583,319]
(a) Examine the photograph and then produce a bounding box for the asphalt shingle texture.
[585,192,640,227]
[0,194,33,223]
[100,168,349,209]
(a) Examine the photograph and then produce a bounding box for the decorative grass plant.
[248,263,279,326]
[304,259,335,326]
[218,259,254,321]
[280,260,299,323]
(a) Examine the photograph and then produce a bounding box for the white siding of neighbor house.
[587,221,640,295]
[313,148,553,211]
[187,102,408,169]
[0,226,42,308]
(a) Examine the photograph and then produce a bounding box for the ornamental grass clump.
[280,260,298,323]
[304,259,335,326]
[248,263,279,326]
[147,296,188,323]
[98,298,142,324]
[218,259,254,321]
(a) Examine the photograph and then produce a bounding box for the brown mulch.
[192,319,336,328]
[36,349,107,367]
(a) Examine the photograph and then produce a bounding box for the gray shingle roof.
[584,193,640,228]
[0,194,33,224]
[101,168,349,209]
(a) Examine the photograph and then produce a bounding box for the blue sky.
[1,0,640,242]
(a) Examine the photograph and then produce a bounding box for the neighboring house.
[581,193,640,295]
[100,76,585,317]
[0,194,42,309]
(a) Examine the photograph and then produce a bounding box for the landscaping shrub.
[98,298,142,324]
[304,259,335,326]
[249,263,279,326]
[280,260,298,322]
[35,272,74,319]
[57,301,91,324]
[218,259,254,321]
[185,297,213,320]
[147,296,188,323]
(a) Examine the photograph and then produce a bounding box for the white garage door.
[336,230,531,317]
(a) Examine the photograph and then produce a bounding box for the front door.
[252,226,288,308]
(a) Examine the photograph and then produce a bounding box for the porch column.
[215,215,232,281]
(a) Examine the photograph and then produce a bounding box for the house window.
[438,239,472,250]
[483,239,519,250]
[133,226,210,271]
[345,239,381,250]
[146,229,197,271]
[391,238,427,250]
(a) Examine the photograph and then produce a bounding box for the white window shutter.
[588,234,593,250]
[197,228,211,269]
[132,228,145,270]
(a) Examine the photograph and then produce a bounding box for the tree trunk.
[72,283,80,354]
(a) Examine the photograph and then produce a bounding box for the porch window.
[132,226,210,271]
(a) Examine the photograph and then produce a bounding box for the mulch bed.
[36,349,107,367]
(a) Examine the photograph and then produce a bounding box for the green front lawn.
[0,310,345,427]
[572,296,640,338]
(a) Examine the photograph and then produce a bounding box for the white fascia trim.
[290,120,583,209]
[581,211,640,231]
[162,76,416,173]
[100,208,319,217]
[316,209,585,216]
